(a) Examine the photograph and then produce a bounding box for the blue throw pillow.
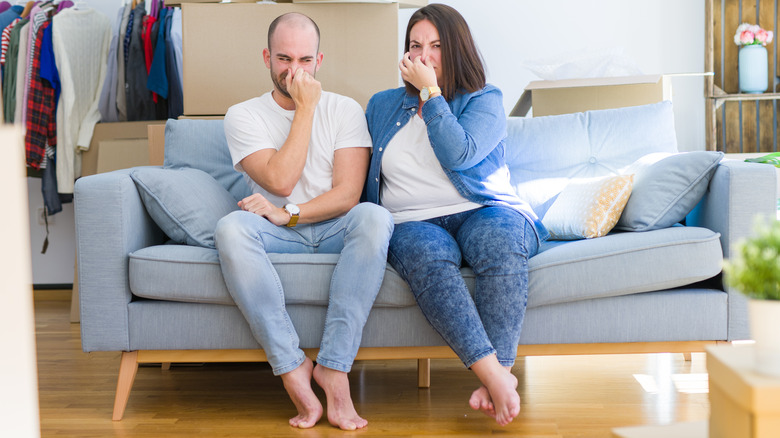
[615,151,724,232]
[163,118,252,202]
[130,167,239,248]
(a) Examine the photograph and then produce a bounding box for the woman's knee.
[459,208,537,272]
[389,222,461,272]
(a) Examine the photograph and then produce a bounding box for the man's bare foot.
[471,357,520,426]
[468,385,496,418]
[312,363,367,430]
[280,357,323,428]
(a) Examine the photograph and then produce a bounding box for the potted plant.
[723,218,780,377]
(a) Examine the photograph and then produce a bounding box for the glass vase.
[739,44,769,94]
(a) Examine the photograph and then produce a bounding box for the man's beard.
[272,68,292,99]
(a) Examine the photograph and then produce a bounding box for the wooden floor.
[35,292,711,437]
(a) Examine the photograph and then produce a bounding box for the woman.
[364,4,548,426]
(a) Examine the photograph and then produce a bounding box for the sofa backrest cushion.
[164,118,252,202]
[505,101,678,218]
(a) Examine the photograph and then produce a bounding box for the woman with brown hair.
[364,3,548,426]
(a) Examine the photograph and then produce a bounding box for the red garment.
[25,21,56,170]
[142,14,158,103]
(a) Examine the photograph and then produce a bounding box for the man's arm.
[241,68,321,197]
[238,147,369,226]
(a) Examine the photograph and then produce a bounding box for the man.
[215,12,393,430]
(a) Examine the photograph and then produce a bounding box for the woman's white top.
[381,114,481,223]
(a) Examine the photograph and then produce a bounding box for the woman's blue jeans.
[388,206,538,368]
[214,203,393,376]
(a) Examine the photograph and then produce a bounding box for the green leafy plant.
[723,218,780,300]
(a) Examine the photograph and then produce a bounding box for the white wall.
[28,0,707,284]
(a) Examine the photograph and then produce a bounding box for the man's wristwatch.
[283,203,300,227]
[420,85,441,102]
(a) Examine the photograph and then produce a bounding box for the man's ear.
[314,52,324,73]
[263,48,271,69]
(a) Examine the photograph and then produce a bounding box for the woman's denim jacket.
[364,85,549,245]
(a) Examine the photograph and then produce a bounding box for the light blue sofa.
[74,101,778,420]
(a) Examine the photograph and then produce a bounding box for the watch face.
[420,87,430,101]
[285,204,300,215]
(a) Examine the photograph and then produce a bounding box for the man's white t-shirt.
[223,91,371,207]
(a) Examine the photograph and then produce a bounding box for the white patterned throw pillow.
[542,175,634,240]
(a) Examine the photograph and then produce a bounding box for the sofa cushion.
[529,226,722,308]
[130,167,239,248]
[163,118,252,202]
[542,174,633,240]
[129,226,722,310]
[128,248,420,308]
[615,151,724,231]
[505,101,678,218]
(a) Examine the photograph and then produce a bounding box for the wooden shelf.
[708,92,780,102]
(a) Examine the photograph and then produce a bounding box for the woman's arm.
[422,86,506,171]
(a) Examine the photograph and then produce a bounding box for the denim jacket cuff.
[421,95,448,124]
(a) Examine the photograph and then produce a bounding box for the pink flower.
[741,30,755,44]
[734,23,774,46]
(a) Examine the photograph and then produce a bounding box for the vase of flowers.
[735,23,774,93]
[723,218,780,377]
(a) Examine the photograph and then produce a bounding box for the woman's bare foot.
[280,357,323,428]
[470,357,520,426]
[468,385,496,418]
[312,364,367,430]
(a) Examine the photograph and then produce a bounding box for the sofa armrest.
[687,160,777,258]
[686,159,777,341]
[75,168,166,352]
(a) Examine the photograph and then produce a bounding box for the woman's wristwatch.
[420,86,441,102]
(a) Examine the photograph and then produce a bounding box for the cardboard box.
[81,121,166,176]
[510,74,674,117]
[707,345,780,438]
[147,124,166,166]
[182,2,399,115]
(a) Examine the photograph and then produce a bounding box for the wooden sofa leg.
[113,351,139,421]
[161,362,171,370]
[683,352,692,362]
[417,358,431,388]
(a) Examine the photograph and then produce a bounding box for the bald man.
[215,12,393,430]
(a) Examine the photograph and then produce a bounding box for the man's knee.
[346,203,394,240]
[214,210,268,250]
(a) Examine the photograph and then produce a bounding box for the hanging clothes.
[13,20,29,124]
[51,7,111,194]
[3,17,26,123]
[170,6,181,93]
[20,3,55,127]
[147,6,167,100]
[164,7,181,119]
[147,5,167,119]
[25,20,55,171]
[116,1,132,121]
[98,4,126,123]
[1,16,22,74]
[125,1,155,121]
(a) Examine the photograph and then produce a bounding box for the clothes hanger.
[20,0,34,17]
